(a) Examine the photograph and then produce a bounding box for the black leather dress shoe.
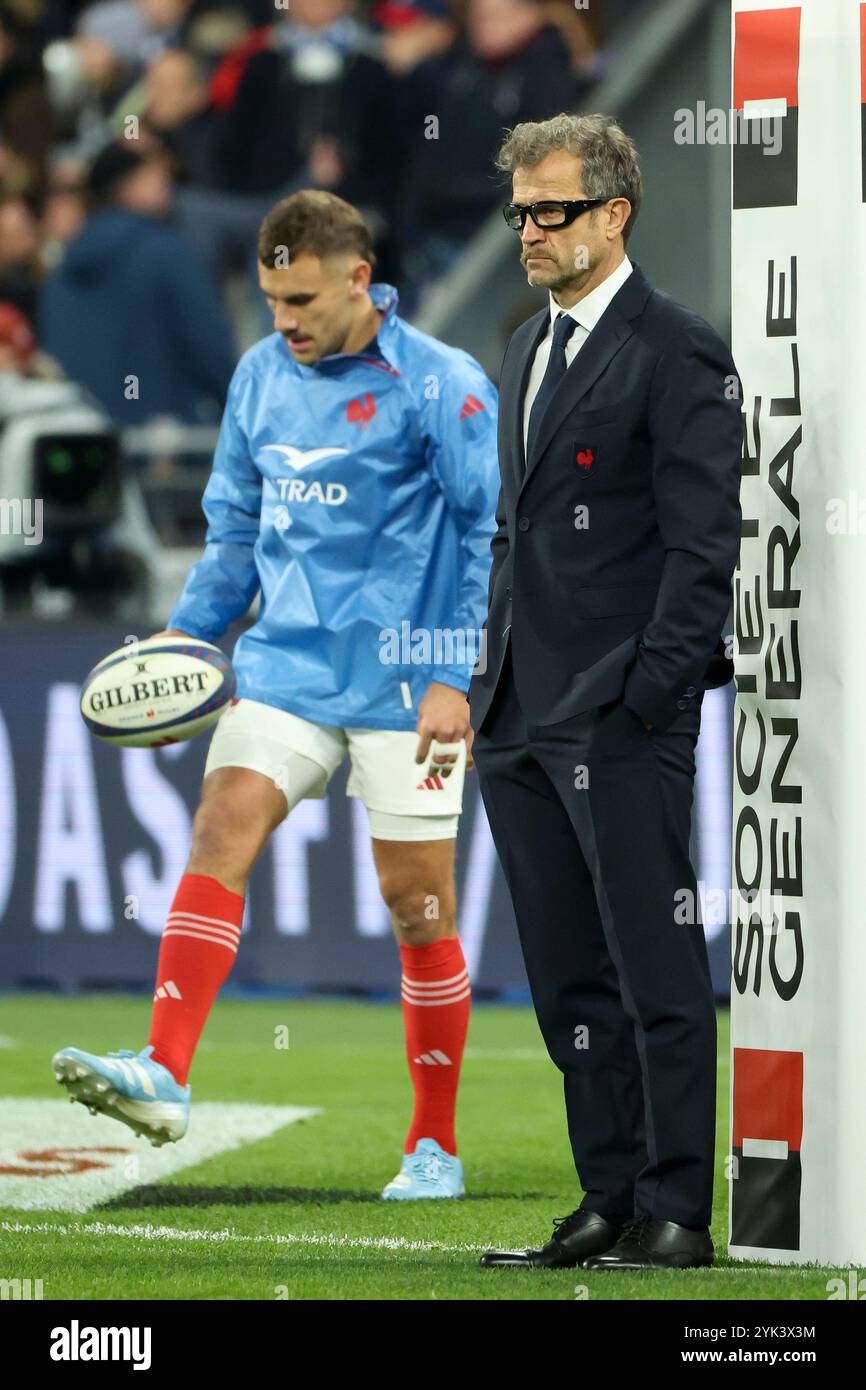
[582,1215,714,1270]
[480,1209,625,1269]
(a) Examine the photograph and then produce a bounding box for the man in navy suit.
[470,113,742,1271]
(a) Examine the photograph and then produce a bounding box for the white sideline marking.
[0,1218,482,1254]
[0,1219,832,1270]
[0,1099,321,1212]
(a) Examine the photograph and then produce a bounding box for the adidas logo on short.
[153,980,183,1002]
[416,773,445,791]
[413,1050,452,1066]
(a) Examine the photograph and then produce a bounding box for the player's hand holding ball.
[79,630,236,748]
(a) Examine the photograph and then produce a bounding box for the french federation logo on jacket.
[169,284,500,731]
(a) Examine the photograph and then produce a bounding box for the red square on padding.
[732,1046,803,1151]
[733,7,801,111]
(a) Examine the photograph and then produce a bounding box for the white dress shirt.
[522,255,634,457]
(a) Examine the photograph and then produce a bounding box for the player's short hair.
[257,190,377,268]
[495,113,642,246]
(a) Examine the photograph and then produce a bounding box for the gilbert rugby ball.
[80,636,236,747]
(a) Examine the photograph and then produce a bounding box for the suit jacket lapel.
[520,263,654,489]
[504,308,549,494]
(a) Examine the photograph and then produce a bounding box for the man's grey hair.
[496,113,642,245]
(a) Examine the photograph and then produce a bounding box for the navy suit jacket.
[469,262,743,733]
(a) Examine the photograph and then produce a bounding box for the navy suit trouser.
[473,644,717,1228]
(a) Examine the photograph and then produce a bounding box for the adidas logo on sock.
[413,1050,452,1066]
[153,980,183,1002]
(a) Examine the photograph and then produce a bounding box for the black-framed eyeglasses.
[502,198,610,231]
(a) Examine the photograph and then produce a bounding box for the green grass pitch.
[0,996,837,1300]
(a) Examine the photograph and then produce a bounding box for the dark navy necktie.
[525,311,578,466]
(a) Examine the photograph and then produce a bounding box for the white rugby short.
[204,697,465,841]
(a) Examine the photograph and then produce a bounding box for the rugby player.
[53,190,499,1200]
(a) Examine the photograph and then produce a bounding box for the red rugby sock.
[400,936,471,1155]
[148,873,243,1086]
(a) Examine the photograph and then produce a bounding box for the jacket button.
[518,517,530,532]
[685,685,696,697]
[505,587,512,599]
[676,697,689,710]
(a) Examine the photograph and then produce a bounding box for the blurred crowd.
[0,0,650,430]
